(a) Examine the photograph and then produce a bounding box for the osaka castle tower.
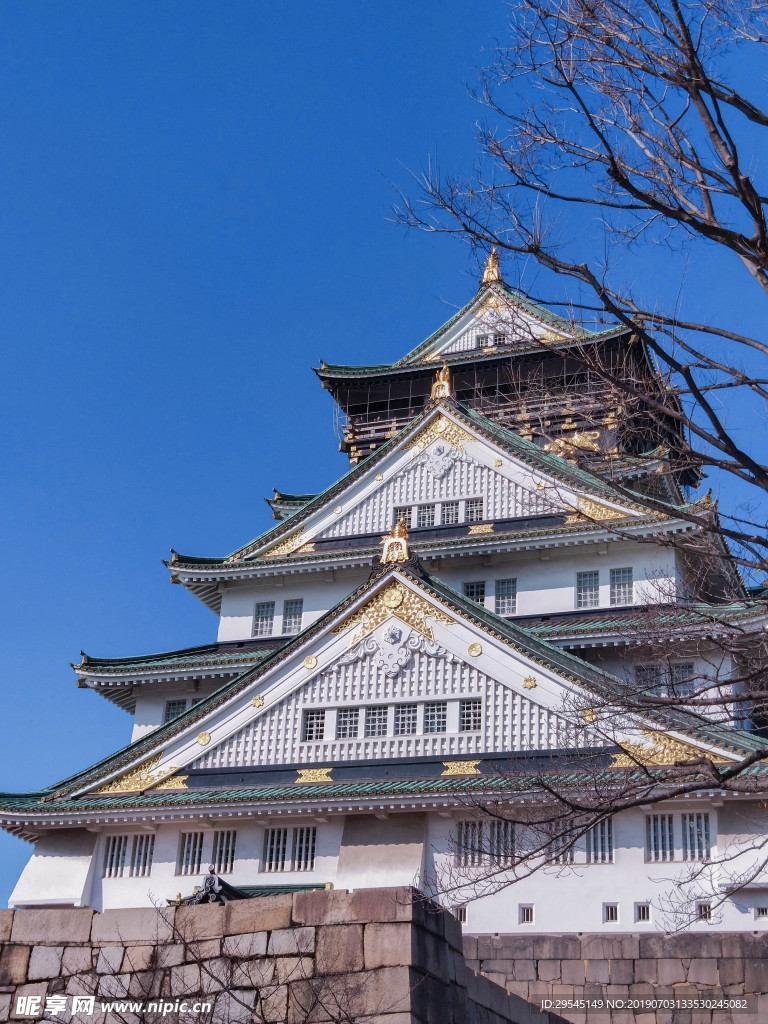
[4,252,768,934]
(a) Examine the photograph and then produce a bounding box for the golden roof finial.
[481,245,502,284]
[430,363,452,401]
[381,518,409,564]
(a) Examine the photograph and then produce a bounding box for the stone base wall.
[0,889,566,1024]
[465,932,768,1024]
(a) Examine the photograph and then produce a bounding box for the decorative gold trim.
[611,730,732,768]
[467,643,482,657]
[493,459,502,467]
[581,708,597,723]
[296,767,333,784]
[523,676,537,689]
[295,542,315,554]
[407,415,473,457]
[375,473,383,481]
[468,523,493,535]
[481,246,501,284]
[381,520,410,564]
[154,775,189,791]
[92,754,180,795]
[333,505,342,514]
[442,760,482,776]
[430,364,452,401]
[332,582,455,645]
[564,498,628,524]
[197,732,211,746]
[251,695,265,707]
[262,529,307,559]
[303,656,318,670]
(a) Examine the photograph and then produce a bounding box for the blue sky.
[0,2,764,901]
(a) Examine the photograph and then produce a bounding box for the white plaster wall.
[131,685,221,742]
[10,831,98,908]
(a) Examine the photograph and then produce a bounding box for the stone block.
[274,955,314,984]
[462,934,479,961]
[61,946,93,975]
[231,958,276,988]
[718,957,745,986]
[0,994,10,1024]
[512,960,537,983]
[349,887,414,926]
[267,925,315,956]
[91,907,174,944]
[95,946,124,974]
[687,957,718,985]
[65,971,98,996]
[128,969,162,1000]
[175,903,225,941]
[560,960,585,986]
[155,943,185,968]
[224,894,293,934]
[364,922,411,970]
[533,935,581,959]
[0,915,13,945]
[27,945,63,981]
[254,983,287,1023]
[9,983,46,1019]
[315,923,364,975]
[170,962,201,996]
[633,960,658,984]
[655,958,686,986]
[608,959,635,985]
[221,932,267,959]
[122,944,157,973]
[581,937,622,960]
[537,959,560,982]
[745,958,768,993]
[0,946,30,987]
[11,908,93,945]
[97,973,131,999]
[443,909,464,953]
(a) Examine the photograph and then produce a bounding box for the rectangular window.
[394,703,417,735]
[585,818,613,863]
[576,571,600,609]
[671,662,695,697]
[636,903,651,923]
[492,333,506,347]
[282,599,303,634]
[302,709,325,742]
[549,834,575,865]
[682,813,711,861]
[459,698,482,732]
[495,578,517,615]
[212,829,237,874]
[335,707,360,740]
[697,902,712,922]
[103,835,130,879]
[441,501,459,525]
[756,906,768,919]
[520,905,534,925]
[476,333,489,348]
[130,834,155,878]
[417,504,435,528]
[364,705,388,737]
[610,567,633,606]
[456,820,483,867]
[463,581,486,605]
[646,814,675,862]
[253,601,275,637]
[488,820,515,866]
[423,701,447,734]
[604,903,619,923]
[393,505,411,527]
[292,826,317,871]
[465,498,484,522]
[636,664,666,696]
[263,827,288,872]
[163,700,187,724]
[177,832,205,876]
[454,905,467,924]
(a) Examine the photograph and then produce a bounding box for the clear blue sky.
[0,2,763,902]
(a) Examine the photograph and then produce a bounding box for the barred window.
[177,832,205,876]
[635,663,665,696]
[646,814,674,862]
[263,827,288,872]
[131,835,155,878]
[576,571,599,609]
[604,904,619,923]
[103,835,130,879]
[456,820,483,867]
[463,581,486,605]
[495,578,517,615]
[610,567,633,606]
[394,703,417,735]
[697,902,712,922]
[636,903,651,923]
[212,829,237,874]
[520,905,534,925]
[417,504,435,528]
[282,599,303,634]
[441,501,459,525]
[682,813,711,861]
[302,709,325,742]
[671,662,696,697]
[459,698,482,732]
[364,705,388,737]
[549,834,575,865]
[103,834,156,879]
[488,819,515,866]
[163,699,187,724]
[465,498,484,522]
[423,701,447,734]
[585,818,613,863]
[253,601,275,637]
[292,827,316,871]
[393,506,411,527]
[336,707,360,739]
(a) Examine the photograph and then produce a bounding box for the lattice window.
[131,835,155,878]
[336,707,360,739]
[646,814,675,861]
[364,705,388,737]
[417,504,435,528]
[212,829,237,874]
[177,832,205,876]
[459,699,482,732]
[163,700,187,724]
[253,601,275,637]
[282,599,303,634]
[292,827,317,871]
[495,578,517,615]
[103,835,130,878]
[465,498,484,522]
[610,567,633,606]
[394,704,417,735]
[463,581,486,604]
[393,505,411,527]
[576,571,599,609]
[488,820,515,866]
[682,813,711,861]
[549,834,575,865]
[519,905,534,924]
[423,701,447,734]
[697,902,712,922]
[302,709,325,742]
[604,904,619,923]
[671,662,696,697]
[585,818,613,863]
[456,820,483,867]
[441,501,459,525]
[635,663,665,696]
[263,828,288,872]
[636,903,651,923]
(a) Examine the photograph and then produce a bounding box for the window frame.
[423,701,447,734]
[301,708,326,742]
[609,567,634,607]
[494,578,517,615]
[282,598,304,635]
[252,600,276,638]
[576,570,600,610]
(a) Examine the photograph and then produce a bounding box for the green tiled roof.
[76,643,279,676]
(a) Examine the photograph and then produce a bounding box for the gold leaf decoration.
[407,415,473,457]
[441,760,481,777]
[197,732,211,746]
[581,708,597,723]
[564,498,628,524]
[154,774,189,791]
[332,583,454,645]
[251,695,265,707]
[468,523,493,535]
[296,767,333,784]
[467,643,482,657]
[92,754,177,795]
[523,676,537,689]
[303,656,318,670]
[611,730,732,768]
[262,529,307,559]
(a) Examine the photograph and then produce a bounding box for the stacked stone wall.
[465,932,768,1024]
[0,888,565,1024]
